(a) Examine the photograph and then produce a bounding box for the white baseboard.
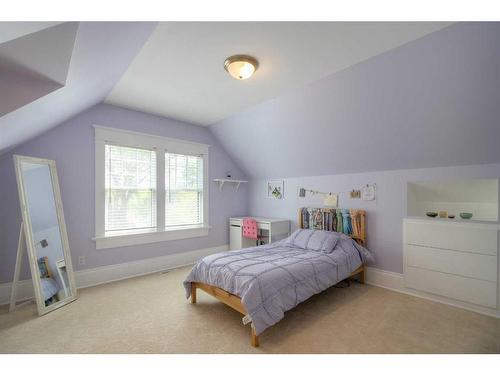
[365,266,500,319]
[0,279,34,306]
[0,244,228,306]
[3,252,498,320]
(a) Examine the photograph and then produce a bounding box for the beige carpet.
[0,266,499,353]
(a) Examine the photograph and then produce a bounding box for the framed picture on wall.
[267,180,284,199]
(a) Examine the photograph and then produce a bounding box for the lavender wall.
[209,22,500,274]
[0,103,248,283]
[211,22,500,179]
[247,163,500,274]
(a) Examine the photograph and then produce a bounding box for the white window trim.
[93,125,210,250]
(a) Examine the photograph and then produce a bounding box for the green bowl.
[426,212,438,218]
[460,212,473,219]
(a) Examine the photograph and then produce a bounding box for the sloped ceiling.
[0,22,157,153]
[210,23,500,179]
[0,22,61,44]
[105,22,451,126]
[3,21,499,181]
[0,23,78,116]
[0,22,77,84]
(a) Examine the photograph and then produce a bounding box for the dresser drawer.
[405,244,497,282]
[404,221,498,255]
[405,266,497,308]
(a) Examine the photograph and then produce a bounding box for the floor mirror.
[11,155,77,315]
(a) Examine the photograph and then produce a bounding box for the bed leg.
[359,269,365,284]
[251,325,259,347]
[191,283,197,304]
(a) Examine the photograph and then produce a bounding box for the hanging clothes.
[331,209,337,231]
[341,209,352,235]
[336,209,343,233]
[302,207,309,229]
[350,209,360,238]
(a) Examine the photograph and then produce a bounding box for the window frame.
[105,143,158,233]
[94,125,210,250]
[164,152,204,228]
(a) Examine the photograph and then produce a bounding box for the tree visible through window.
[95,127,209,248]
[165,152,203,227]
[105,144,157,233]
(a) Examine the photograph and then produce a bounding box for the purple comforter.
[184,231,372,335]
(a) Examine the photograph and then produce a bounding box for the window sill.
[93,225,210,250]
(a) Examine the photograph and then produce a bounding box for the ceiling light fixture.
[224,55,259,80]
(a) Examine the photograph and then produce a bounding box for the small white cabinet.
[403,218,499,309]
[229,221,243,250]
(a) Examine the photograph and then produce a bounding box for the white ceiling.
[106,22,452,126]
[0,22,157,153]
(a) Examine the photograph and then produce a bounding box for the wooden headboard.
[298,208,366,246]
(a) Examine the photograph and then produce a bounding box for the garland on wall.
[298,184,376,207]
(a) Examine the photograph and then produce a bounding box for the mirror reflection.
[21,162,70,307]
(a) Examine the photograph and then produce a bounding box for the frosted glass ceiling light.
[224,55,258,80]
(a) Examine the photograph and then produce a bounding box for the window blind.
[105,144,157,233]
[165,152,203,227]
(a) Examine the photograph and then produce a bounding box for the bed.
[184,208,370,347]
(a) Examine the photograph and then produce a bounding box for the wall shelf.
[213,179,248,191]
[407,178,499,222]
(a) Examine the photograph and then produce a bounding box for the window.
[94,126,209,249]
[105,145,157,232]
[165,153,203,227]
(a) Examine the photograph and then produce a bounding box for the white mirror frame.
[13,155,77,315]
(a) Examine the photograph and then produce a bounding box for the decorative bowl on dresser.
[460,212,473,219]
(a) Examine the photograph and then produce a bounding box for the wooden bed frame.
[190,208,366,348]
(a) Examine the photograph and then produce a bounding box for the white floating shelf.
[407,178,498,222]
[213,178,248,191]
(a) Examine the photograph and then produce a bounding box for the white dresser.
[403,218,499,309]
